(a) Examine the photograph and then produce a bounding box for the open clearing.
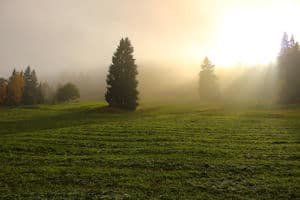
[0,102,299,199]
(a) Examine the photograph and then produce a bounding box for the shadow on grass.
[0,105,134,136]
[91,106,134,113]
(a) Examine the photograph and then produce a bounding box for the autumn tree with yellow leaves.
[7,69,24,106]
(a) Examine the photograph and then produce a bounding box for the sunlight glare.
[208,3,300,66]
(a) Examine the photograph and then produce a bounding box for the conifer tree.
[23,66,39,105]
[105,38,138,110]
[199,57,220,101]
[289,35,296,47]
[280,32,290,55]
[0,78,8,105]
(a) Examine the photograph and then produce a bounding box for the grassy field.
[0,102,299,199]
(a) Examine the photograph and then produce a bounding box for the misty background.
[0,0,298,103]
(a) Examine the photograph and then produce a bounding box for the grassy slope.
[0,102,299,199]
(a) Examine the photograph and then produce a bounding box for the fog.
[47,62,278,105]
[0,0,298,104]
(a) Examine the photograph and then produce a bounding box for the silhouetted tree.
[23,66,39,105]
[105,38,138,110]
[0,78,8,105]
[7,69,24,106]
[280,32,290,55]
[56,83,80,102]
[199,57,220,101]
[278,33,300,104]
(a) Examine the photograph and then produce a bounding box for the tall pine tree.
[23,66,39,105]
[105,38,138,110]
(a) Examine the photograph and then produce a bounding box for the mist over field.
[42,63,277,105]
[0,1,299,199]
[1,0,298,105]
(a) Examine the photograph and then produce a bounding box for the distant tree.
[105,38,139,110]
[198,57,220,101]
[7,69,24,106]
[36,82,44,104]
[289,35,296,48]
[0,78,8,105]
[40,82,55,103]
[278,33,300,104]
[23,66,39,105]
[56,83,80,102]
[280,32,290,55]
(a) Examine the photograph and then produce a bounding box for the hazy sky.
[1,0,300,77]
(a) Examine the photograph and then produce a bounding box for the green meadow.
[0,102,299,199]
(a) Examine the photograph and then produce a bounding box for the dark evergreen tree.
[0,78,8,105]
[105,38,138,110]
[278,33,300,104]
[23,66,39,105]
[199,57,220,102]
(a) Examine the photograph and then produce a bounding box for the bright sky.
[0,0,299,76]
[208,0,300,66]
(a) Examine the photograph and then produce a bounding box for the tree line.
[0,66,80,106]
[1,33,299,110]
[105,34,300,110]
[278,33,300,104]
[197,33,300,104]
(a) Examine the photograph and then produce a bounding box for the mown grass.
[0,102,299,199]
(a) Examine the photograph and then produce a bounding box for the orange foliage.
[7,70,24,105]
